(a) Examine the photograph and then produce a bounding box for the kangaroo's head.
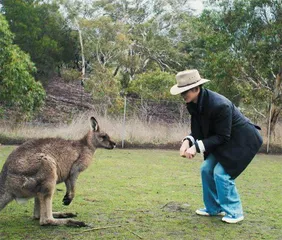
[89,116,116,149]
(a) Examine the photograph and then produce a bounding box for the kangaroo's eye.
[100,135,107,141]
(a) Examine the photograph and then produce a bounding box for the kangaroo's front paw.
[63,194,72,205]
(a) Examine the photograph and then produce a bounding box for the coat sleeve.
[201,103,232,153]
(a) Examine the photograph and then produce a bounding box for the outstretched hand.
[180,140,190,157]
[184,145,196,159]
[180,140,196,159]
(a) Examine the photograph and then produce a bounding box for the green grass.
[0,146,282,240]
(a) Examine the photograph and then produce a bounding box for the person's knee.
[200,161,213,176]
[214,164,230,181]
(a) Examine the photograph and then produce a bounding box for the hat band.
[178,79,201,88]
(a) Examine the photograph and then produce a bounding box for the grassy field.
[0,146,281,240]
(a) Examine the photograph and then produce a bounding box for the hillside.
[36,77,95,123]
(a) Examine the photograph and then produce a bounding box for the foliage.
[129,20,186,73]
[0,0,78,76]
[84,63,123,115]
[0,14,45,120]
[64,0,192,113]
[1,0,281,126]
[189,0,282,110]
[60,67,81,82]
[180,11,244,105]
[0,107,4,119]
[63,0,192,90]
[127,70,176,101]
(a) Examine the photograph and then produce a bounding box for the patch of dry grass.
[0,112,189,145]
[260,123,282,146]
[0,112,281,148]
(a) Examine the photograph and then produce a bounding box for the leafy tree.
[61,0,192,90]
[178,10,244,105]
[84,62,123,115]
[127,70,176,100]
[0,14,45,120]
[126,70,185,123]
[187,0,282,136]
[0,0,78,76]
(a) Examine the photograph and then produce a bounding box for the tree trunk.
[75,18,85,80]
[268,67,282,140]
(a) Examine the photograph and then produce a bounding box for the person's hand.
[180,140,190,157]
[184,145,196,159]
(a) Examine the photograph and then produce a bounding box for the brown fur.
[0,117,115,227]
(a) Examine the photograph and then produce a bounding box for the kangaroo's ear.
[90,117,99,132]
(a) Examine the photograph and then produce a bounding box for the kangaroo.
[0,117,115,227]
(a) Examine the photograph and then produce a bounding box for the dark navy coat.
[187,88,263,179]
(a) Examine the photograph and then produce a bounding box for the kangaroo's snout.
[108,140,116,149]
[101,138,116,149]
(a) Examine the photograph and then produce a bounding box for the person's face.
[181,88,199,103]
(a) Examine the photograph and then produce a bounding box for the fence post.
[267,97,272,154]
[121,96,127,148]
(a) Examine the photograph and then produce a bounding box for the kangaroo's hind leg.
[36,169,86,227]
[33,196,77,219]
[33,197,40,219]
[38,191,86,227]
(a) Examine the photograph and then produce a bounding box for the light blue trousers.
[200,154,243,217]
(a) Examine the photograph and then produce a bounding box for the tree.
[1,0,78,76]
[127,70,176,100]
[69,0,192,90]
[126,70,184,123]
[188,0,282,138]
[57,0,197,118]
[0,14,45,120]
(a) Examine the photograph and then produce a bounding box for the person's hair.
[189,85,202,92]
[181,85,202,96]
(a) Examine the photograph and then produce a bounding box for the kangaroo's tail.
[0,171,13,212]
[0,171,4,195]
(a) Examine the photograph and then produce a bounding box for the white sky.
[189,0,204,14]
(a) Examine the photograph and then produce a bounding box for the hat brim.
[170,79,210,95]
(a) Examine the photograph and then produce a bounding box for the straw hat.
[170,69,210,95]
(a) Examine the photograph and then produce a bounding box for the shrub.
[61,68,81,82]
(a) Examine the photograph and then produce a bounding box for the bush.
[127,70,176,101]
[61,68,81,82]
[0,15,46,121]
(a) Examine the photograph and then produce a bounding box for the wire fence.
[86,96,281,149]
[1,94,281,150]
[89,96,268,125]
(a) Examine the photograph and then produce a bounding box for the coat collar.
[197,87,205,114]
[186,88,210,138]
[186,88,206,115]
